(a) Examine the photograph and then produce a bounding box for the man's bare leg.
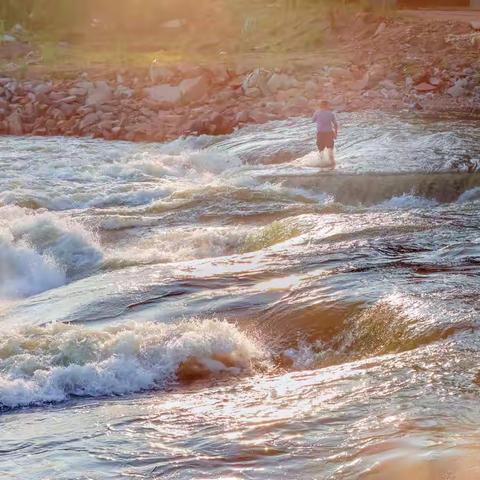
[326,148,336,169]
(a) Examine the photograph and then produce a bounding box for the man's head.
[320,100,330,110]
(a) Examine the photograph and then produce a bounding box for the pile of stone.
[0,63,320,142]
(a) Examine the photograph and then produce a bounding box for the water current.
[1,112,480,479]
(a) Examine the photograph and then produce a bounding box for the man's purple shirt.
[313,109,338,133]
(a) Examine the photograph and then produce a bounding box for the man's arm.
[332,113,339,138]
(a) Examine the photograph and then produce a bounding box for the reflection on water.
[1,112,480,479]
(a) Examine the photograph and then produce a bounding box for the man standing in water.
[313,100,338,169]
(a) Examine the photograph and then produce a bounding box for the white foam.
[295,150,335,168]
[105,226,259,267]
[376,194,438,210]
[0,207,103,298]
[0,319,267,408]
[103,150,243,183]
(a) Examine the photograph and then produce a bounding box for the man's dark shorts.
[316,131,335,151]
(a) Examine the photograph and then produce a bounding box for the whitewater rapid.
[2,112,480,480]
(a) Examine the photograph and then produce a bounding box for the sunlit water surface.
[2,113,480,479]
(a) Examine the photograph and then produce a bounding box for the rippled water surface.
[2,113,480,479]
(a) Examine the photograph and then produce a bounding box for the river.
[1,112,480,479]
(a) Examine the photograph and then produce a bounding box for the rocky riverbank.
[2,12,480,142]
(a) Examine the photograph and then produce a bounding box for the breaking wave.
[105,219,306,268]
[0,319,267,409]
[0,208,103,298]
[260,172,480,205]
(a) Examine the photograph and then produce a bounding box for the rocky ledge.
[2,16,480,142]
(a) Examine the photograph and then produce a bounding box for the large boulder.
[179,76,209,103]
[144,85,182,107]
[85,81,112,106]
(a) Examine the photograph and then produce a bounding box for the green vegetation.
[0,1,389,73]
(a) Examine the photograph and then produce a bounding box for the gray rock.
[329,67,351,80]
[7,112,23,135]
[145,84,182,107]
[374,22,386,37]
[85,81,112,106]
[471,21,480,30]
[69,87,88,97]
[32,83,52,96]
[161,19,186,29]
[149,62,175,84]
[179,76,209,103]
[177,63,203,79]
[80,112,99,130]
[114,85,134,98]
[2,34,16,42]
[208,64,230,85]
[266,73,297,93]
[54,95,78,104]
[447,79,468,97]
[242,69,271,96]
[379,79,397,90]
[244,87,261,98]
